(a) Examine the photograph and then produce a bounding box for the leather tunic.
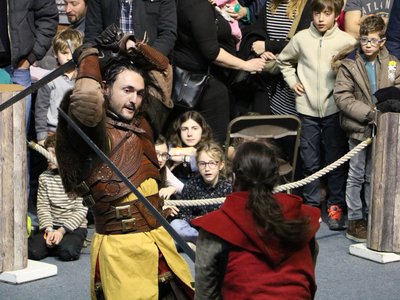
[81,116,163,234]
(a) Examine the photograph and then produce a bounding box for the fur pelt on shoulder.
[144,65,173,137]
[331,43,359,74]
[56,91,99,197]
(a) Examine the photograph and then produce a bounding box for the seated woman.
[171,141,232,247]
[192,141,320,299]
[28,135,88,261]
[167,110,214,183]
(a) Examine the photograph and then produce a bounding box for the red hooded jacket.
[192,192,320,299]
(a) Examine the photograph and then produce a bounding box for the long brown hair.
[232,141,310,247]
[168,110,213,147]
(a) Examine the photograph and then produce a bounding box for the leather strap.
[58,98,196,261]
[93,195,162,235]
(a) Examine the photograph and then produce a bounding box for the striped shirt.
[37,170,88,231]
[265,0,297,116]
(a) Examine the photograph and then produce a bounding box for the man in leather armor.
[55,31,194,299]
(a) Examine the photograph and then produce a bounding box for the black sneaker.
[327,205,346,231]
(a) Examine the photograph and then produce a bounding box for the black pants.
[28,227,87,261]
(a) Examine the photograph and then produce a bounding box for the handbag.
[172,66,210,109]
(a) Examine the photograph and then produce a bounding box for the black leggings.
[28,227,87,261]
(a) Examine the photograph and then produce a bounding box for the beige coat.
[278,23,356,117]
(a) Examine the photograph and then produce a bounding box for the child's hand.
[45,231,56,247]
[159,186,177,200]
[169,147,196,163]
[251,41,265,56]
[169,147,196,156]
[45,228,65,246]
[51,230,65,245]
[292,82,305,96]
[260,51,277,61]
[244,57,266,73]
[162,205,180,217]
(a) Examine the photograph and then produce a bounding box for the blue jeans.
[299,113,348,208]
[5,66,32,129]
[346,138,372,220]
[170,219,199,244]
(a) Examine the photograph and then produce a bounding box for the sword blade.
[0,60,75,112]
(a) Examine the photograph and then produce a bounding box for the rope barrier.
[27,141,58,166]
[164,137,373,207]
[28,136,373,208]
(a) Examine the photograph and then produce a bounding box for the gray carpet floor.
[1,220,399,300]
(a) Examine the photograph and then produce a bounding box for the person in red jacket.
[192,141,320,300]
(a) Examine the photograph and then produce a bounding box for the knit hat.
[375,86,400,113]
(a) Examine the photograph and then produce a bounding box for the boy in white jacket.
[278,0,356,230]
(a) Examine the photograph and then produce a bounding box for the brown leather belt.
[94,201,161,235]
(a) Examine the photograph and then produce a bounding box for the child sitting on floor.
[28,135,88,261]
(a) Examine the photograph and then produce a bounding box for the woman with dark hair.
[168,111,214,183]
[192,141,320,299]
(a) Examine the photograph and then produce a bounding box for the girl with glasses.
[170,141,232,250]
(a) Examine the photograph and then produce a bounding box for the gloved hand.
[69,78,104,127]
[95,24,125,52]
[121,37,169,71]
[367,109,379,123]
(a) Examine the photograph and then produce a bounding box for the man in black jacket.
[0,0,58,225]
[84,0,176,57]
[0,0,58,127]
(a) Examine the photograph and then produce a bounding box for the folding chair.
[224,114,301,184]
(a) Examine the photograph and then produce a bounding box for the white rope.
[273,137,372,192]
[164,137,373,207]
[27,141,58,166]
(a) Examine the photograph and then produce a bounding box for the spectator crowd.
[1,0,400,299]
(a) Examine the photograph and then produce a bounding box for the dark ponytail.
[232,141,310,248]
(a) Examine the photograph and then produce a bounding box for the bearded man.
[56,36,194,299]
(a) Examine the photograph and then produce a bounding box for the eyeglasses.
[156,152,170,161]
[197,161,219,169]
[359,36,385,47]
